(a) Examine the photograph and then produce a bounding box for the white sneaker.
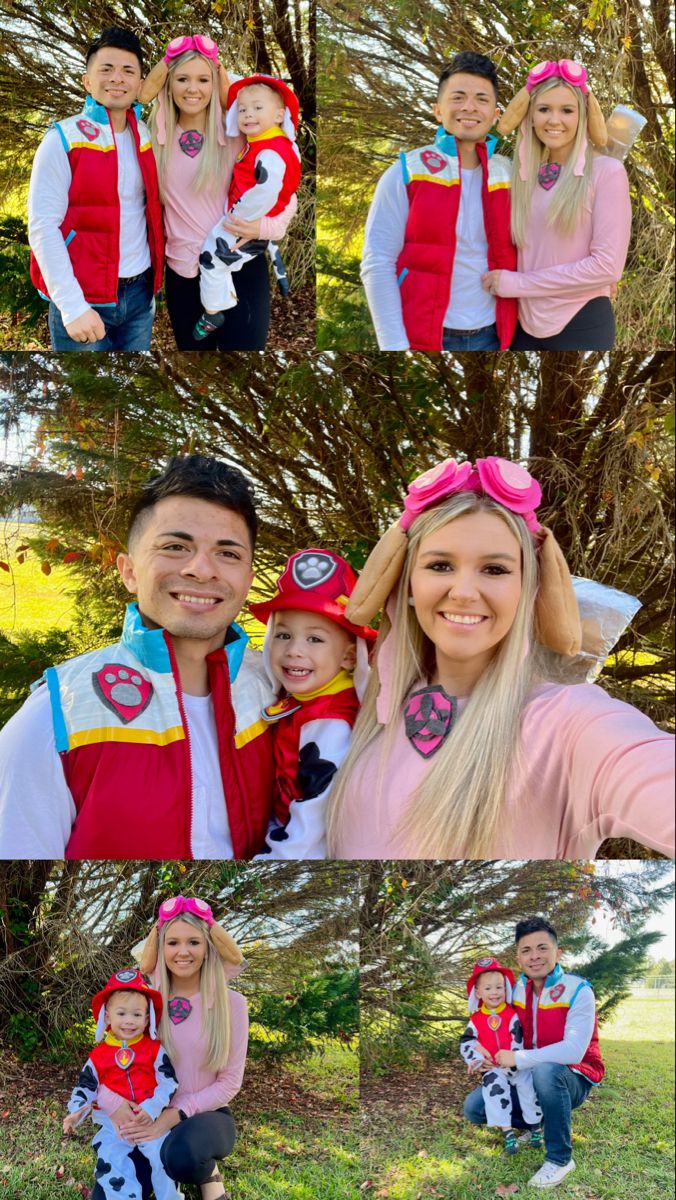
[528,1159,576,1188]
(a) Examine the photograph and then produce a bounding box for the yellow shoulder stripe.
[234,718,269,749]
[69,724,185,749]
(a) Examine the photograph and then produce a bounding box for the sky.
[596,861,675,962]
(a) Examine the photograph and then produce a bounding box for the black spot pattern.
[482,1071,497,1085]
[500,1097,510,1109]
[199,250,215,269]
[489,1083,506,1097]
[157,1053,177,1081]
[297,741,337,799]
[254,160,269,184]
[95,1158,111,1178]
[214,238,243,266]
[269,826,290,841]
[109,1176,125,1192]
[512,1023,524,1046]
[77,1063,98,1093]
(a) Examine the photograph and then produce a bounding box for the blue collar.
[82,93,142,125]
[121,602,249,682]
[433,125,497,159]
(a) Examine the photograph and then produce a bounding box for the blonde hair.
[157,912,231,1071]
[148,51,229,199]
[510,76,594,246]
[326,493,539,858]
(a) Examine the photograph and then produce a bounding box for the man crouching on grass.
[463,917,604,1188]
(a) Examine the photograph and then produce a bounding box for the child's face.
[270,611,356,695]
[105,990,149,1041]
[475,971,506,1009]
[237,84,285,136]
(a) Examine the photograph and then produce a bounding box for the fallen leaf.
[496,1186,519,1197]
[41,561,52,575]
[55,1165,65,1179]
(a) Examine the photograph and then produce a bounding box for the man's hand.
[467,1044,494,1075]
[495,1049,517,1069]
[64,308,106,344]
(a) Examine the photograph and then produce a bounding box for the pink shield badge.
[93,664,153,724]
[76,119,101,141]
[404,685,456,758]
[420,149,446,174]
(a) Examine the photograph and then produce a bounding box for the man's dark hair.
[86,28,144,72]
[515,917,559,945]
[128,455,258,551]
[437,52,499,101]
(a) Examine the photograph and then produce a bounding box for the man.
[464,917,604,1189]
[0,456,275,859]
[361,51,517,351]
[28,27,164,350]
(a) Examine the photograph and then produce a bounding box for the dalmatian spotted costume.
[67,970,181,1200]
[249,550,377,858]
[197,74,301,317]
[460,958,542,1130]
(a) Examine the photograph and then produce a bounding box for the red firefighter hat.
[92,968,163,1039]
[249,550,378,643]
[466,957,515,1013]
[226,74,300,132]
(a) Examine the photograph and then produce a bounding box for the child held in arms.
[460,958,543,1154]
[249,550,377,858]
[193,74,302,339]
[63,970,179,1200]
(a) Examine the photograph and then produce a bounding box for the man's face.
[117,495,255,654]
[83,47,143,113]
[432,72,499,143]
[515,929,561,982]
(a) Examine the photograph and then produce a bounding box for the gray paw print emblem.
[93,663,153,723]
[292,552,337,590]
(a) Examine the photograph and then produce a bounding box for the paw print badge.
[291,551,338,590]
[93,664,153,724]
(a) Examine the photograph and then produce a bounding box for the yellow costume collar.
[290,669,354,703]
[247,125,287,143]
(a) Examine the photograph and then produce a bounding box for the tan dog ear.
[496,87,530,135]
[138,924,159,975]
[210,924,243,965]
[345,522,408,627]
[138,61,168,104]
[217,62,231,109]
[534,527,582,655]
[586,92,608,146]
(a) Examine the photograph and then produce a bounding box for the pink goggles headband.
[526,59,588,94]
[163,35,219,64]
[400,457,542,535]
[158,895,215,927]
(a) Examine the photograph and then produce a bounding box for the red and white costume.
[198,75,301,312]
[67,970,179,1200]
[460,958,542,1128]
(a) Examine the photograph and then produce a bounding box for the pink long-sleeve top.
[334,682,674,859]
[162,126,297,277]
[96,988,248,1119]
[495,155,631,337]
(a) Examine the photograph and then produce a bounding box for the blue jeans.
[48,268,155,350]
[464,1062,593,1165]
[442,323,500,351]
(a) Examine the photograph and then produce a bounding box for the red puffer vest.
[228,129,301,217]
[396,140,517,351]
[37,604,275,860]
[30,100,164,305]
[472,1004,516,1055]
[90,1035,160,1105]
[512,967,605,1083]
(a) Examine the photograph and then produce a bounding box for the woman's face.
[163,918,207,986]
[170,57,213,122]
[410,509,523,686]
[531,83,580,161]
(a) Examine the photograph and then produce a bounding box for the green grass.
[0,1045,358,1199]
[0,526,76,636]
[361,994,675,1199]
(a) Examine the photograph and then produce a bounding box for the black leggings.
[510,296,615,350]
[90,1108,236,1198]
[164,257,271,351]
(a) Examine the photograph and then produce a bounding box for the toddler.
[460,957,542,1153]
[194,72,302,338]
[249,549,377,857]
[63,969,180,1200]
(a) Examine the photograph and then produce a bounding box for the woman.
[92,895,247,1200]
[326,457,674,858]
[481,60,631,350]
[140,36,297,351]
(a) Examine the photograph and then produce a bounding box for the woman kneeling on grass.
[327,456,674,859]
[91,895,247,1200]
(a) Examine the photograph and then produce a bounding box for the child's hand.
[63,1106,89,1134]
[130,1105,153,1128]
[111,1099,136,1133]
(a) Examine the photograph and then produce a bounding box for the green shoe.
[530,1127,543,1149]
[504,1130,518,1154]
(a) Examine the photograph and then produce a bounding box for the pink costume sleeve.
[260,192,297,240]
[541,685,675,857]
[174,993,249,1118]
[95,1082,125,1118]
[497,159,631,298]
